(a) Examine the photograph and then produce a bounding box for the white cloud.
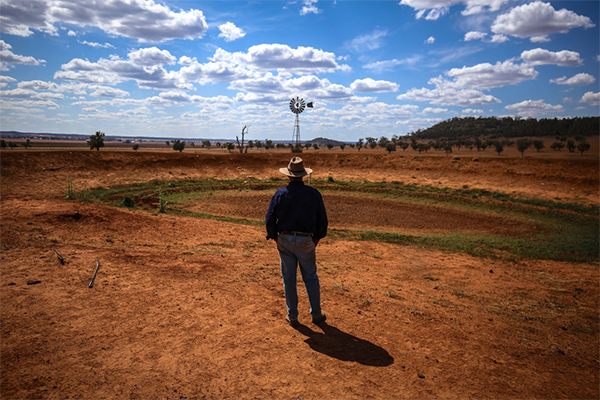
[67,30,76,36]
[89,87,130,98]
[425,36,435,44]
[363,55,422,72]
[0,40,46,71]
[300,0,321,16]
[218,22,246,42]
[464,31,487,41]
[0,76,17,83]
[490,34,509,43]
[178,56,196,66]
[422,107,448,114]
[0,0,208,42]
[505,99,564,117]
[550,73,596,86]
[211,44,346,74]
[401,0,509,18]
[128,47,177,66]
[420,7,449,20]
[347,30,388,53]
[446,60,538,90]
[397,76,501,106]
[350,78,399,93]
[492,1,595,42]
[54,48,186,89]
[521,48,582,67]
[462,108,484,114]
[78,41,115,49]
[0,88,64,101]
[580,91,600,107]
[464,31,509,43]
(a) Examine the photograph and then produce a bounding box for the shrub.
[65,178,76,200]
[158,191,168,213]
[120,195,135,208]
[172,140,186,153]
[87,131,105,151]
[516,138,532,158]
[577,141,590,155]
[532,139,545,152]
[550,142,564,151]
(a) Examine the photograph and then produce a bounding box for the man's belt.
[279,231,313,237]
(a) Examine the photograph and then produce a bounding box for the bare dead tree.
[236,125,250,154]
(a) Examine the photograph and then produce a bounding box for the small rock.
[418,373,425,379]
[27,280,42,285]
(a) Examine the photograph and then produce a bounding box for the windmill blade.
[306,102,313,108]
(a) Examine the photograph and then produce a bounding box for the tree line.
[408,116,598,141]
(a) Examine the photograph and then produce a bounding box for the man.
[265,157,328,327]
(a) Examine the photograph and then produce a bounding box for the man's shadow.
[295,322,394,367]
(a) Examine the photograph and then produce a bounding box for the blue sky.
[0,0,598,141]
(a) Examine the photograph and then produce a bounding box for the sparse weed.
[158,190,168,213]
[384,289,399,299]
[65,178,75,200]
[332,282,348,292]
[360,296,372,306]
[120,195,136,208]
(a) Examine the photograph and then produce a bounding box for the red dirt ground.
[1,145,598,399]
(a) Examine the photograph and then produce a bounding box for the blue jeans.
[277,233,322,320]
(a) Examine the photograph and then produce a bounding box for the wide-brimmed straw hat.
[279,157,313,177]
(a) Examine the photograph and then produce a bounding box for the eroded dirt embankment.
[2,150,598,205]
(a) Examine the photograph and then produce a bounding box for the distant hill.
[411,116,599,141]
[305,137,347,146]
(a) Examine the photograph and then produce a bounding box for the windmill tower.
[289,96,313,147]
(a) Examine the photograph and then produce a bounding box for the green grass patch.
[71,177,599,263]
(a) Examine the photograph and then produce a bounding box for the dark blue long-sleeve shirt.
[265,180,328,240]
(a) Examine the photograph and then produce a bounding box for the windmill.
[289,96,313,147]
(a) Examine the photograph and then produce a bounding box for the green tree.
[378,136,389,148]
[226,142,235,152]
[532,139,545,152]
[493,141,504,156]
[577,141,590,155]
[550,142,564,151]
[516,138,532,158]
[87,131,105,151]
[369,141,377,149]
[566,139,576,153]
[399,142,409,152]
[0,140,6,149]
[165,140,170,147]
[386,142,396,154]
[356,138,363,151]
[172,140,186,153]
[264,139,274,149]
[313,143,319,150]
[132,144,139,151]
[327,143,334,150]
[23,139,31,149]
[201,140,211,148]
[340,143,346,151]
